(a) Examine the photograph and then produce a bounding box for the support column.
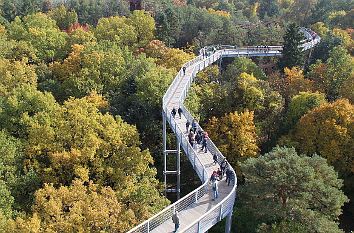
[176,137,181,200]
[218,57,223,74]
[162,112,167,196]
[225,212,232,233]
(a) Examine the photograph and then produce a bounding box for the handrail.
[128,28,320,233]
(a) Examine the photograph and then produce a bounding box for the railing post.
[198,221,201,233]
[147,221,150,233]
[219,204,223,221]
[195,191,198,204]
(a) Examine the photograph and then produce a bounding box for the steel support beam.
[162,112,167,196]
[176,137,181,200]
[225,212,232,233]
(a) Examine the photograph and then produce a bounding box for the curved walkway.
[128,29,321,233]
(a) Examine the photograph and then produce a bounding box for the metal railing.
[128,28,321,233]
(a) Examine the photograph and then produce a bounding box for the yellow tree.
[284,99,354,175]
[144,40,194,71]
[0,59,37,96]
[94,16,137,46]
[32,180,134,232]
[23,93,169,222]
[284,67,313,99]
[206,110,259,168]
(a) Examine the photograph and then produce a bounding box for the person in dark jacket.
[201,137,207,153]
[186,120,190,133]
[225,168,232,186]
[171,108,176,118]
[213,153,218,164]
[191,119,197,133]
[178,107,183,119]
[182,66,186,75]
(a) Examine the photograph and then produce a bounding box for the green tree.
[285,91,327,130]
[224,57,267,81]
[94,16,137,47]
[235,146,348,233]
[8,13,68,62]
[308,46,353,101]
[279,23,304,70]
[0,130,41,213]
[127,10,155,48]
[0,85,58,138]
[48,4,78,30]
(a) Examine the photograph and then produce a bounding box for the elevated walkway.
[128,30,321,233]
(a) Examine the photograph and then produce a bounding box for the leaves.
[236,146,348,233]
[206,110,259,168]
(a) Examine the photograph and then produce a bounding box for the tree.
[279,23,304,70]
[205,110,259,168]
[7,13,68,62]
[48,4,78,30]
[31,180,135,232]
[283,67,313,100]
[23,93,169,220]
[156,7,181,46]
[282,99,353,175]
[0,130,41,213]
[235,146,348,233]
[308,46,353,101]
[224,57,267,81]
[339,74,354,103]
[127,10,155,48]
[144,40,194,71]
[94,16,137,47]
[0,85,58,138]
[259,0,279,19]
[0,59,37,96]
[285,91,327,131]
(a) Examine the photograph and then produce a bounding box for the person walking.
[186,120,190,133]
[188,130,195,147]
[191,120,197,133]
[172,211,180,232]
[225,168,232,186]
[212,180,218,201]
[213,153,218,164]
[178,107,183,119]
[197,130,203,144]
[217,168,222,180]
[171,108,176,119]
[220,158,227,176]
[195,131,200,145]
[182,66,186,76]
[201,137,207,153]
[210,171,217,182]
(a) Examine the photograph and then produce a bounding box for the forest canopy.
[0,0,352,232]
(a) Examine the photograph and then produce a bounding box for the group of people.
[247,45,272,53]
[186,120,208,153]
[171,107,183,119]
[209,158,233,200]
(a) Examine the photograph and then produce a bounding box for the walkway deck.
[156,63,233,231]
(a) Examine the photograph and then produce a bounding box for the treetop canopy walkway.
[128,28,321,233]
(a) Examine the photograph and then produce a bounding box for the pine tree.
[279,23,304,71]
